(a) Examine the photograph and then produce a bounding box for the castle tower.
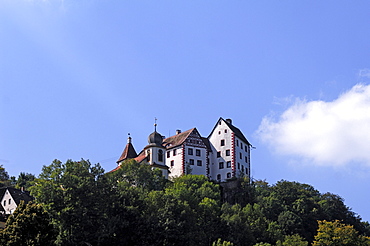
[116,134,138,166]
[143,122,169,178]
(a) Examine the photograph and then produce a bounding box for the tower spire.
[154,117,157,132]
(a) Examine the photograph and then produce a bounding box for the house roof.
[0,188,5,212]
[134,151,148,163]
[209,117,251,145]
[0,187,33,206]
[117,138,138,163]
[162,128,195,149]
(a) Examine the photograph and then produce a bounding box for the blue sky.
[1,0,370,221]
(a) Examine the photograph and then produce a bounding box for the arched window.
[217,174,221,180]
[227,172,231,179]
[158,149,163,162]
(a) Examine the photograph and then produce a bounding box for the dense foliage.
[0,201,56,246]
[1,159,369,245]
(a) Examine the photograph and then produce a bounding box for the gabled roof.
[209,117,251,145]
[117,140,138,164]
[162,128,195,149]
[0,187,33,205]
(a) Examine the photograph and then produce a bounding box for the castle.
[113,117,251,182]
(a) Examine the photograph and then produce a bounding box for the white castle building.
[114,117,251,182]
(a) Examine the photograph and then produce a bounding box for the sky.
[1,0,370,222]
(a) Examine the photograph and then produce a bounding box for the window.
[226,149,230,156]
[241,143,243,149]
[242,165,244,172]
[189,159,194,165]
[217,151,221,158]
[219,162,224,169]
[224,129,227,133]
[196,149,201,156]
[217,174,221,180]
[188,148,193,155]
[158,149,163,162]
[227,161,231,168]
[221,139,225,146]
[147,150,150,162]
[173,149,177,156]
[246,168,248,175]
[236,140,239,146]
[197,160,202,166]
[227,172,231,179]
[167,151,170,158]
[171,160,174,167]
[8,199,11,205]
[240,153,242,159]
[245,145,248,152]
[245,156,248,163]
[238,162,240,169]
[3,200,5,206]
[218,131,221,134]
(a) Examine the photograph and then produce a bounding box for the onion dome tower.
[144,120,168,178]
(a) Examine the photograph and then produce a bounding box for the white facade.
[1,189,17,214]
[164,129,208,179]
[166,145,184,177]
[208,118,251,181]
[208,120,234,181]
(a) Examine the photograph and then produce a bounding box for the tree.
[106,159,167,191]
[212,238,234,246]
[143,175,223,246]
[313,220,370,246]
[15,172,36,190]
[221,203,255,246]
[1,201,57,246]
[276,234,308,246]
[0,165,10,187]
[29,159,105,246]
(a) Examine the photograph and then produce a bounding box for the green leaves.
[1,201,57,246]
[313,220,370,246]
[22,161,370,246]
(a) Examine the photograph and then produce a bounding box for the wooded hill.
[1,159,369,246]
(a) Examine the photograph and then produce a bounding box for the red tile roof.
[117,142,138,163]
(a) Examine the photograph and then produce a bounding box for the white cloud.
[256,84,370,167]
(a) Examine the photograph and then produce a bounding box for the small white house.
[0,187,33,214]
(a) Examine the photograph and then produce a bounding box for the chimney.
[226,118,232,125]
[176,129,182,135]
